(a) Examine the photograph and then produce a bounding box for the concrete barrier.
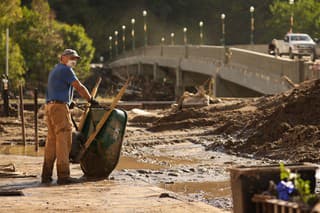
[109,45,313,97]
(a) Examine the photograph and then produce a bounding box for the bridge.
[108,45,319,98]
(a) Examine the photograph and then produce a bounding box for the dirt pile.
[236,79,320,162]
[142,79,320,163]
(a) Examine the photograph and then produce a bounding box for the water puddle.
[0,145,163,170]
[0,144,231,203]
[159,181,231,199]
[146,155,199,167]
[116,156,164,170]
[0,145,44,157]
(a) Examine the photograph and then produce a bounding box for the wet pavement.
[0,138,280,212]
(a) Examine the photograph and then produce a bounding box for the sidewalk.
[0,154,227,212]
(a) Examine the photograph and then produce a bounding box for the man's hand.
[69,101,76,109]
[89,97,100,107]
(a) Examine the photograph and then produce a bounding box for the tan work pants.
[41,103,72,180]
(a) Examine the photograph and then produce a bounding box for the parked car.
[273,33,316,61]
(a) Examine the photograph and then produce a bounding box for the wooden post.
[19,85,26,146]
[34,88,38,151]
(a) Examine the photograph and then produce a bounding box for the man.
[42,49,97,185]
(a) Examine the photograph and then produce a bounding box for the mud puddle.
[0,145,44,157]
[159,181,231,199]
[0,143,236,210]
[0,145,163,171]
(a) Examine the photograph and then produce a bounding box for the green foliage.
[294,174,319,206]
[55,23,95,80]
[4,0,95,90]
[0,0,22,27]
[279,162,290,180]
[269,0,320,39]
[12,1,63,90]
[279,163,319,206]
[2,0,320,88]
[47,0,275,60]
[0,0,25,89]
[0,33,25,88]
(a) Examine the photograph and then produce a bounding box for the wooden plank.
[83,78,129,150]
[34,88,38,151]
[19,85,26,146]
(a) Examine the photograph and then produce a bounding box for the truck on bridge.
[272,33,317,61]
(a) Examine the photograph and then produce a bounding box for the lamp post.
[250,6,255,44]
[108,36,113,59]
[122,25,126,53]
[221,13,226,46]
[131,18,135,50]
[161,37,165,56]
[143,10,148,47]
[183,27,188,58]
[170,33,175,45]
[183,27,188,45]
[3,28,9,116]
[289,0,294,33]
[114,30,118,57]
[199,21,204,45]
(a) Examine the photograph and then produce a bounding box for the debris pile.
[144,79,320,162]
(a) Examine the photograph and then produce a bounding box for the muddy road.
[2,79,320,211]
[0,102,275,211]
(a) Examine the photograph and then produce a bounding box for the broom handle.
[78,77,102,131]
[82,78,130,153]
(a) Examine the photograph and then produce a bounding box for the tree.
[13,0,64,90]
[268,0,320,39]
[0,33,26,88]
[0,0,25,89]
[0,0,22,27]
[55,23,95,80]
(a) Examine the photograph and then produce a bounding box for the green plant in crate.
[279,162,319,206]
[294,174,318,206]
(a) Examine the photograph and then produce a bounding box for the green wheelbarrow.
[70,107,127,178]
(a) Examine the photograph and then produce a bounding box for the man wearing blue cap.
[42,49,98,185]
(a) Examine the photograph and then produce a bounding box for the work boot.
[41,177,53,184]
[57,177,81,185]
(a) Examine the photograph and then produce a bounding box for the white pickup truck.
[273,33,317,61]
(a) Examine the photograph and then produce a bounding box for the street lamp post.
[183,27,188,45]
[289,0,294,33]
[143,10,148,47]
[170,33,175,45]
[250,6,255,44]
[109,36,113,59]
[114,30,118,57]
[122,25,126,53]
[131,18,135,50]
[3,28,9,116]
[221,13,226,46]
[161,37,165,56]
[199,21,204,45]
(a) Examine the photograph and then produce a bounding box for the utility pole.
[5,28,9,77]
[2,28,9,116]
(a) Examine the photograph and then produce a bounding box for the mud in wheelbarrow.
[70,107,127,178]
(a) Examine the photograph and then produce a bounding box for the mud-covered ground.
[1,79,320,211]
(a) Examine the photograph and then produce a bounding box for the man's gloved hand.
[89,97,100,107]
[69,101,76,109]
